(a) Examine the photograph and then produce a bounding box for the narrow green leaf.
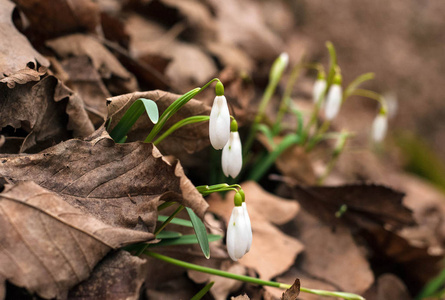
[150,234,222,247]
[156,231,183,239]
[109,98,159,142]
[191,281,215,300]
[186,207,210,259]
[157,215,193,227]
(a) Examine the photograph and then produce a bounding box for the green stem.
[306,120,330,151]
[153,115,210,146]
[154,205,184,236]
[248,134,300,182]
[145,251,364,300]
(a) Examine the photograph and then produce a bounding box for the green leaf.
[109,98,159,143]
[191,281,215,300]
[157,215,193,227]
[186,207,210,259]
[150,234,222,247]
[156,231,182,239]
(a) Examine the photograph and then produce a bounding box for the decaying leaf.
[68,250,147,300]
[107,90,211,158]
[0,66,47,88]
[0,75,95,153]
[14,0,101,38]
[0,0,49,79]
[281,279,300,300]
[208,181,303,281]
[285,207,374,295]
[363,274,412,300]
[46,34,138,94]
[0,181,153,299]
[0,128,208,232]
[290,183,415,229]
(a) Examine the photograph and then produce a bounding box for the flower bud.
[209,95,230,149]
[313,72,327,104]
[324,73,342,120]
[269,52,289,84]
[372,113,388,142]
[222,131,242,178]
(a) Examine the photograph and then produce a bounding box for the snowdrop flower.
[372,112,388,142]
[222,120,242,178]
[324,73,343,120]
[242,202,252,252]
[270,52,289,84]
[313,72,327,104]
[209,82,230,149]
[227,192,252,261]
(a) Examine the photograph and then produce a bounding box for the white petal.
[242,202,252,253]
[372,114,388,142]
[324,84,342,120]
[313,79,327,103]
[222,132,243,178]
[226,206,249,261]
[209,96,230,149]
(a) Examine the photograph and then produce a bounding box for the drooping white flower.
[242,202,252,252]
[209,95,230,149]
[226,205,251,261]
[372,114,388,142]
[222,131,242,178]
[324,84,343,120]
[313,78,327,103]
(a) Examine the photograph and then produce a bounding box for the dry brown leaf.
[56,56,110,125]
[0,66,47,88]
[46,34,138,94]
[231,295,250,300]
[290,183,415,229]
[107,90,211,158]
[0,181,153,299]
[14,0,101,38]
[287,208,374,295]
[0,0,49,79]
[208,181,303,281]
[0,76,95,153]
[207,0,283,62]
[67,250,147,300]
[363,274,412,300]
[280,279,300,300]
[0,127,208,231]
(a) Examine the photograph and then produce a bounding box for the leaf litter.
[0,0,444,299]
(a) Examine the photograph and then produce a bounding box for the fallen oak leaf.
[0,181,153,299]
[0,127,208,232]
[281,279,300,300]
[67,250,147,300]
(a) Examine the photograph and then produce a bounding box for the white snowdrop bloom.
[372,114,388,142]
[221,131,242,178]
[209,95,230,149]
[226,205,251,261]
[313,78,327,103]
[242,202,252,252]
[324,84,343,120]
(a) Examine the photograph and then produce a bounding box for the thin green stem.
[145,251,365,300]
[153,115,210,146]
[306,120,330,151]
[248,134,300,182]
[154,205,184,236]
[157,201,175,211]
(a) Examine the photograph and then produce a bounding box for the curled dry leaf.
[281,279,300,300]
[68,250,147,300]
[0,127,208,231]
[46,34,138,94]
[0,0,49,79]
[208,181,303,281]
[0,76,95,153]
[0,181,153,299]
[14,0,101,38]
[107,90,211,158]
[0,66,47,88]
